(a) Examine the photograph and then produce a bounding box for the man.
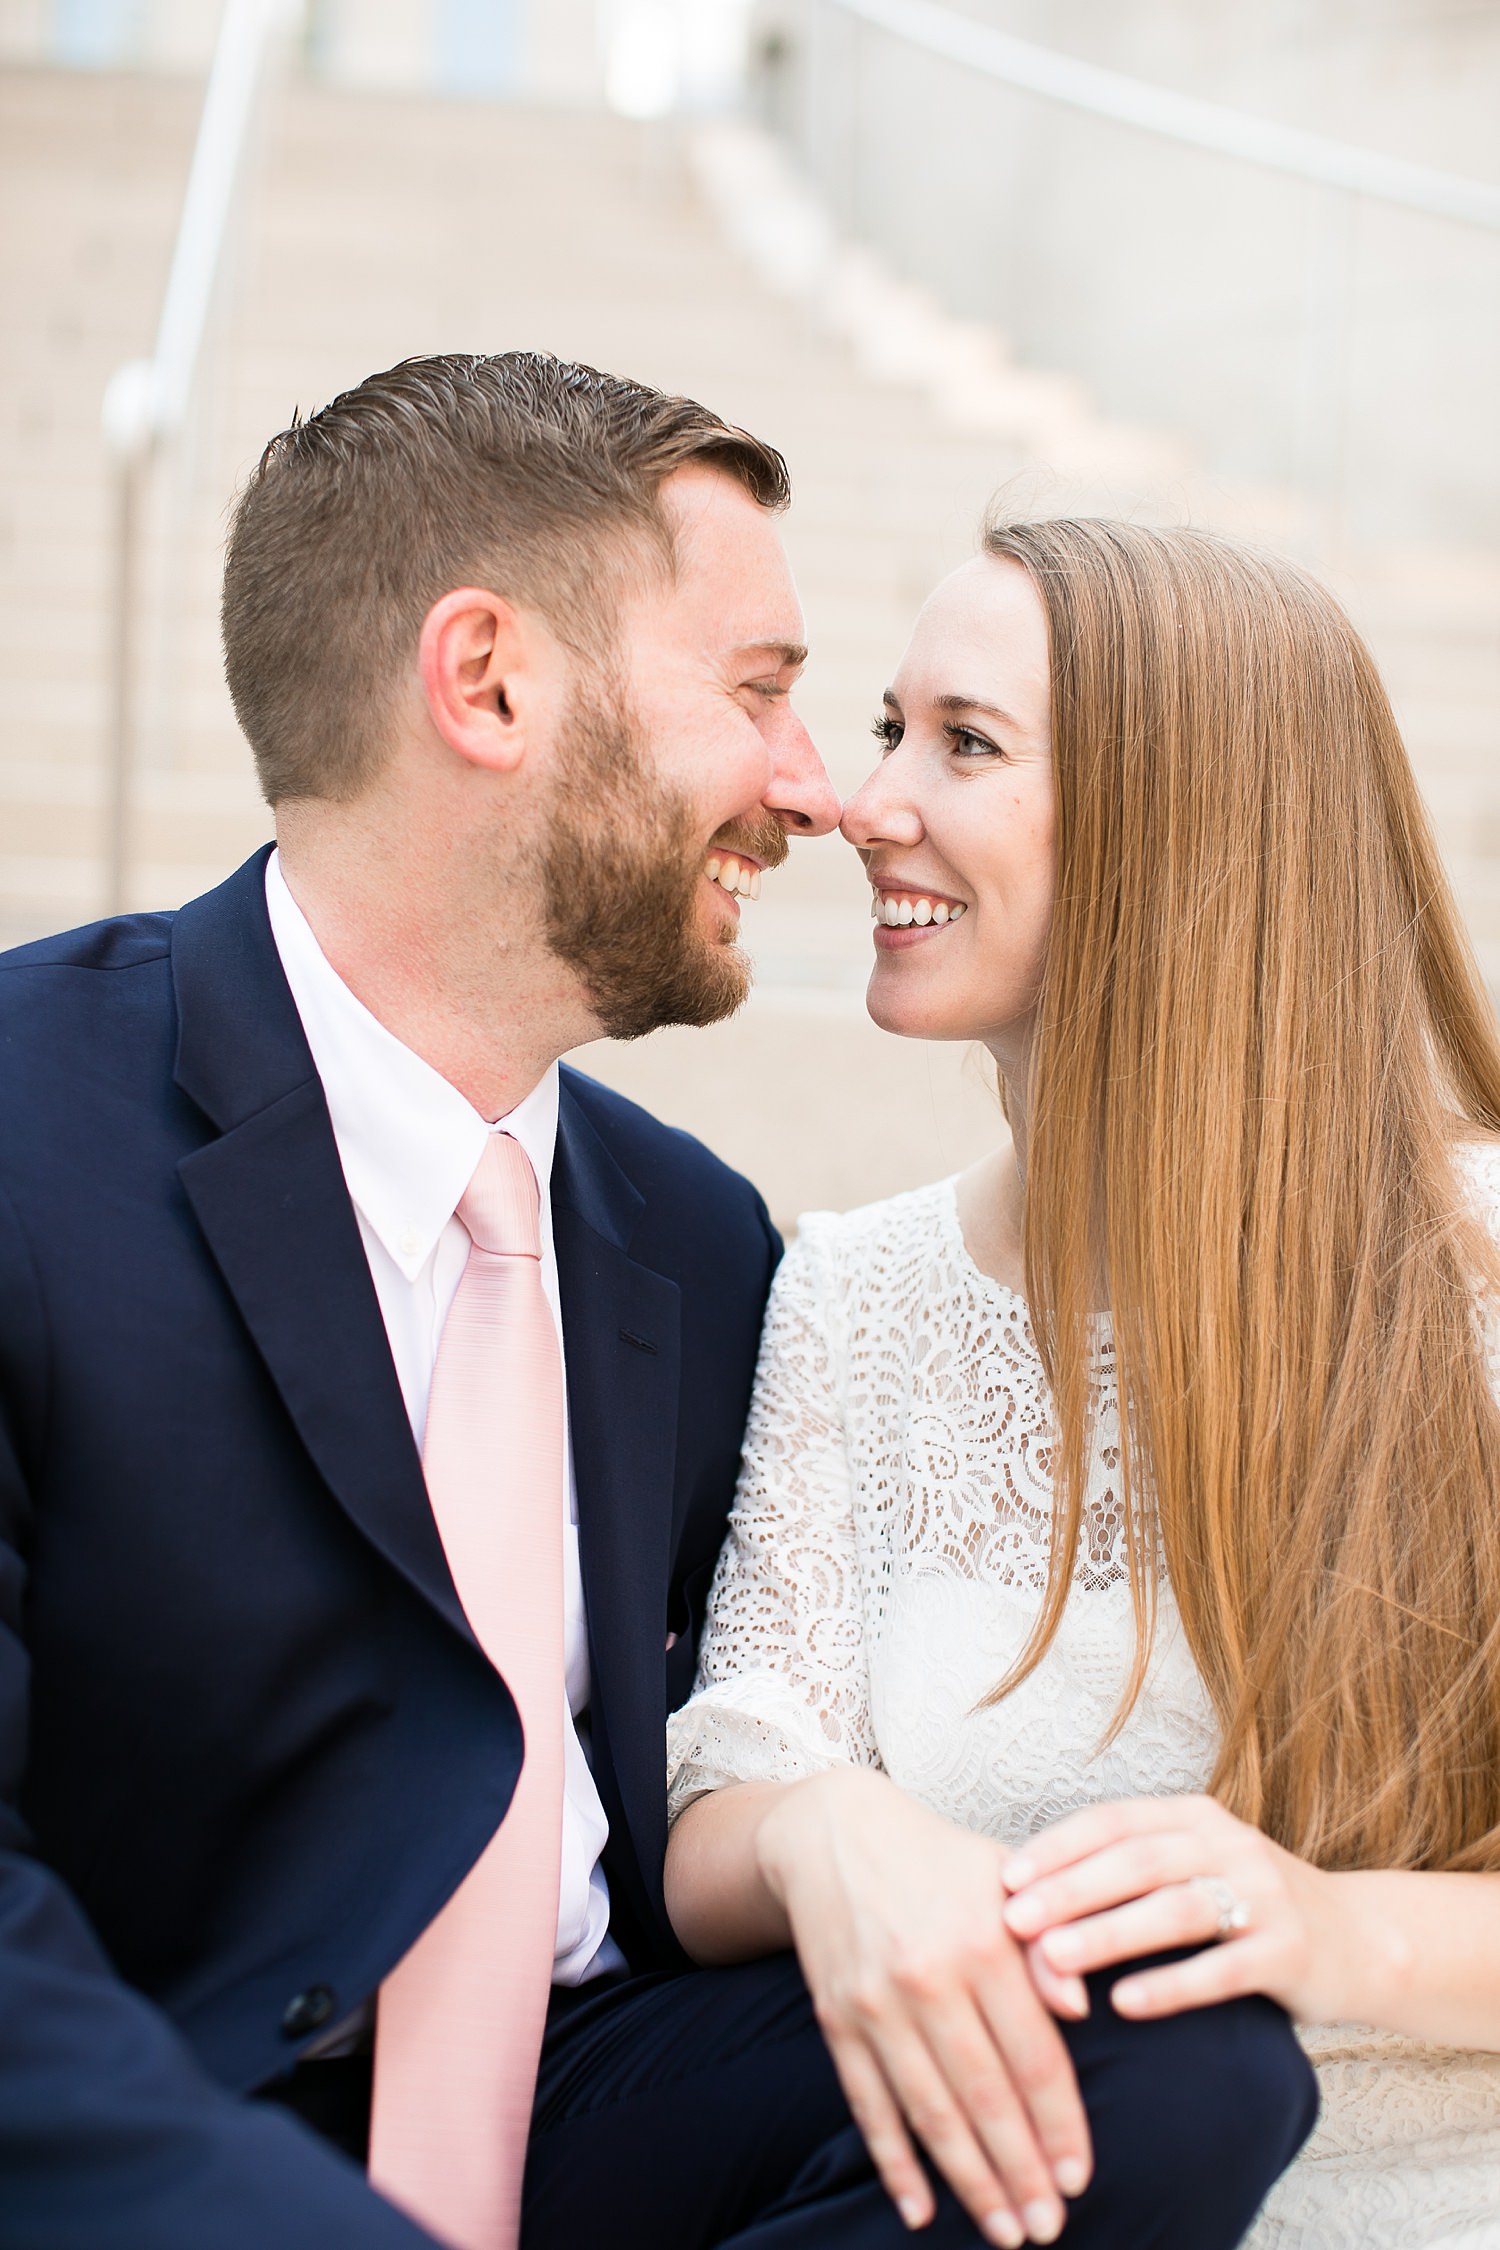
[0,354,1310,2250]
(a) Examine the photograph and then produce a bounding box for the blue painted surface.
[52,0,146,67]
[437,0,522,97]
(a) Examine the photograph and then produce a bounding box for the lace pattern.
[667,1141,1500,2249]
[667,1179,1219,1839]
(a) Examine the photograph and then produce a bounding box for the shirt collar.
[265,850,559,1280]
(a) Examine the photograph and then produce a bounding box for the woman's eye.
[871,713,903,754]
[945,723,1003,760]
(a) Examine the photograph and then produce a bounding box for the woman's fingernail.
[1023,2198,1064,2243]
[984,2210,1024,2248]
[1054,2156,1090,2197]
[1042,1931,1081,1969]
[1062,1977,1089,2018]
[1112,1979,1146,2014]
[1003,1856,1037,1890]
[897,2195,928,2230]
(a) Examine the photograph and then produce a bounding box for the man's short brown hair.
[221,351,790,805]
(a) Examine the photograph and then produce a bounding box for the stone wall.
[753,0,1500,553]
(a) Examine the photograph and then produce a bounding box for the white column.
[142,0,222,70]
[0,0,54,63]
[319,0,437,90]
[522,0,605,104]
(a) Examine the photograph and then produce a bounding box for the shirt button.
[397,1228,422,1261]
[280,1985,337,2040]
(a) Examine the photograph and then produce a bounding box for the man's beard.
[539,684,787,1042]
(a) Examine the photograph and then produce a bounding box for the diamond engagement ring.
[1192,1876,1252,1941]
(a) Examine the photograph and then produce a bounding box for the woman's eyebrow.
[931,691,1022,726]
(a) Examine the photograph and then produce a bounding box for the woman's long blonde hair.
[987,517,1500,1873]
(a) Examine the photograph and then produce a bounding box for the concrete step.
[2,63,1496,1226]
[569,988,1004,1237]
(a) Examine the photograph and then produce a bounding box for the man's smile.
[704,850,762,899]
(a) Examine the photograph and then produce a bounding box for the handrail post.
[96,0,302,920]
[101,358,158,919]
[104,452,144,918]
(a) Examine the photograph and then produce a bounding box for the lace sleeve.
[1456,1137,1500,1389]
[666,1212,880,1825]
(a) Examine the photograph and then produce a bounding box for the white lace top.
[667,1141,1500,2250]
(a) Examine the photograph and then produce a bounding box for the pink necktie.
[369,1133,565,2250]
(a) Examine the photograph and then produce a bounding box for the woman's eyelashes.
[869,711,1005,763]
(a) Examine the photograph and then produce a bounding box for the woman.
[664,519,1500,2249]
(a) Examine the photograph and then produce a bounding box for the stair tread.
[1,64,1495,1205]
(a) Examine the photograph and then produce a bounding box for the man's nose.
[765,711,841,839]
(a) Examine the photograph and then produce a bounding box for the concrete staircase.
[3,62,1497,1228]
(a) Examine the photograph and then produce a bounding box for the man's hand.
[755,1768,1093,2244]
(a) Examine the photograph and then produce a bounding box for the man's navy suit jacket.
[0,849,781,2248]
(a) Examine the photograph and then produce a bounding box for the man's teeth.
[706,855,761,900]
[871,893,966,927]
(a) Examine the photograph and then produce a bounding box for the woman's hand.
[999,1794,1358,2027]
[755,1766,1094,2245]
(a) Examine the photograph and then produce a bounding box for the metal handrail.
[99,0,301,915]
[824,0,1500,232]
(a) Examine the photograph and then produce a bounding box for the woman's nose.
[840,763,923,852]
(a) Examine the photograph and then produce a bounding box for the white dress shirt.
[265,850,619,1986]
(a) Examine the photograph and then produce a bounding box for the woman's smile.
[868,876,969,946]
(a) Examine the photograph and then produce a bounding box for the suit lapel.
[170,852,472,1645]
[553,1079,681,1905]
[170,861,686,1883]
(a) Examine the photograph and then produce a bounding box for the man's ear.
[417,588,553,774]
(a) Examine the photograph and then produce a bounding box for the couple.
[2,351,1498,2250]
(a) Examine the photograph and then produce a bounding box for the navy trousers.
[519,1951,1317,2249]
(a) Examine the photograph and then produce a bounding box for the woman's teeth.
[871,893,966,927]
[706,855,761,899]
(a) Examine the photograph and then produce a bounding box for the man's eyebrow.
[728,640,808,670]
